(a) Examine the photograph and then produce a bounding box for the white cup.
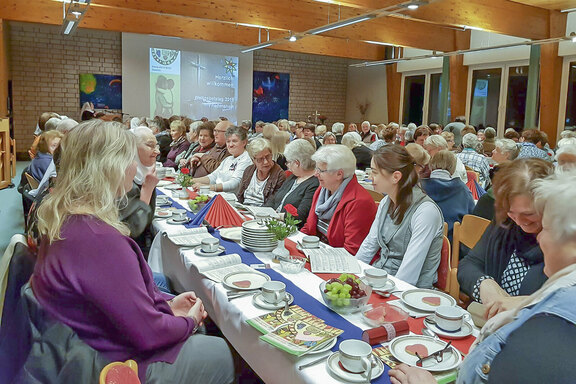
[156,167,167,179]
[364,268,388,287]
[339,340,374,380]
[261,281,286,304]
[201,237,220,253]
[199,185,210,195]
[434,306,469,332]
[301,235,320,249]
[172,209,187,222]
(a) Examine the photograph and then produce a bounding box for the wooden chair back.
[434,235,451,293]
[24,172,39,190]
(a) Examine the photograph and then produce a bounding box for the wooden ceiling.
[0,0,569,60]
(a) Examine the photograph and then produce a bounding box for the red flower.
[284,204,298,217]
[181,168,190,175]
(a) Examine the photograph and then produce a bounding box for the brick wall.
[8,22,121,156]
[253,50,351,125]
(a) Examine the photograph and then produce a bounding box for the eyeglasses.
[145,143,160,152]
[254,154,272,164]
[214,129,227,134]
[315,167,333,174]
[415,341,452,367]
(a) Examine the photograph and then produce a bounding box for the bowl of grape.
[188,195,211,213]
[319,274,372,314]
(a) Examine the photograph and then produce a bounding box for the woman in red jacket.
[301,144,377,255]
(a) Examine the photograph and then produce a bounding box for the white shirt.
[207,151,252,193]
[356,197,443,286]
[454,157,468,183]
[243,171,268,206]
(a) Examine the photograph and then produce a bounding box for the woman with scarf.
[301,145,377,255]
[356,145,443,288]
[163,120,190,169]
[458,159,553,319]
[389,171,576,384]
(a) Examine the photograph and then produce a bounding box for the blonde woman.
[270,130,290,170]
[163,120,190,169]
[31,120,234,383]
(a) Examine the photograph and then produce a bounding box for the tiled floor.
[0,161,29,257]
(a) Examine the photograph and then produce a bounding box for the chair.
[100,360,141,384]
[25,172,39,190]
[448,214,491,301]
[434,235,451,293]
[443,222,448,238]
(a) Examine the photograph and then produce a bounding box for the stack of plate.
[241,220,277,252]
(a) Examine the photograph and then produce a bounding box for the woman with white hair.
[236,138,286,206]
[27,120,234,383]
[191,126,252,193]
[360,121,376,144]
[315,125,327,141]
[301,145,377,254]
[322,131,337,145]
[555,144,576,171]
[457,133,491,188]
[163,120,190,169]
[424,135,467,182]
[265,139,319,227]
[356,145,443,288]
[389,170,576,384]
[331,122,344,143]
[341,132,373,170]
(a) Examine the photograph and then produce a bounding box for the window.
[565,62,576,129]
[402,75,425,126]
[469,68,502,130]
[505,66,530,130]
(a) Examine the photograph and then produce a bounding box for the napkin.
[189,196,217,226]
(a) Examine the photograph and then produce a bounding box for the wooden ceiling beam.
[0,0,385,60]
[405,0,565,40]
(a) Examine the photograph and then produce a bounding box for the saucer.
[167,217,191,225]
[326,352,384,383]
[424,316,474,339]
[154,210,173,218]
[296,243,323,251]
[252,292,294,310]
[194,246,226,257]
[369,279,396,291]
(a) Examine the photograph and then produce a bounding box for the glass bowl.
[362,303,409,327]
[279,256,306,274]
[319,280,372,314]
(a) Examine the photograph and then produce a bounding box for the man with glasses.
[189,120,231,178]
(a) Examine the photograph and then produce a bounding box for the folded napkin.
[204,195,245,227]
[189,196,217,226]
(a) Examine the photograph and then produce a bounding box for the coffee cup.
[201,237,220,253]
[261,281,286,304]
[156,167,167,179]
[434,306,469,332]
[301,235,320,249]
[199,185,210,195]
[172,209,187,222]
[339,339,374,380]
[364,268,388,287]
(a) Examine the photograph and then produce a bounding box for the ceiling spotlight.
[289,35,298,42]
[407,4,419,9]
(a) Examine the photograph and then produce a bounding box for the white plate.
[219,227,242,242]
[154,210,173,218]
[401,289,457,312]
[306,337,337,355]
[368,279,396,291]
[194,246,226,257]
[157,180,173,187]
[326,352,384,383]
[222,271,271,290]
[167,217,191,225]
[424,317,474,339]
[389,335,462,372]
[252,292,294,310]
[240,241,277,252]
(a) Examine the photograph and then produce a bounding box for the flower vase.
[272,239,290,263]
[177,188,189,199]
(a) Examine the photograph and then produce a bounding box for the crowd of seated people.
[14,108,576,383]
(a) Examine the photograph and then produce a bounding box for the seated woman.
[270,130,290,170]
[356,145,443,288]
[389,171,576,384]
[236,138,286,206]
[322,132,337,145]
[178,122,216,170]
[191,125,252,193]
[265,139,319,227]
[421,150,475,237]
[163,120,190,169]
[341,132,373,170]
[32,120,234,383]
[28,130,63,181]
[189,120,231,178]
[301,144,377,255]
[458,158,554,319]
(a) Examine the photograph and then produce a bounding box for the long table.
[148,188,477,384]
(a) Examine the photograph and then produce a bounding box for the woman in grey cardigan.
[356,145,443,288]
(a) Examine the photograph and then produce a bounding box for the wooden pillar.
[439,57,450,126]
[449,54,467,121]
[524,45,540,129]
[539,12,566,145]
[0,20,8,118]
[386,47,402,124]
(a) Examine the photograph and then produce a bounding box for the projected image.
[252,71,290,123]
[149,48,239,121]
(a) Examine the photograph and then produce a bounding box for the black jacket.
[264,175,319,228]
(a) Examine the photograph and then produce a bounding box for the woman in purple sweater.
[33,120,234,383]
